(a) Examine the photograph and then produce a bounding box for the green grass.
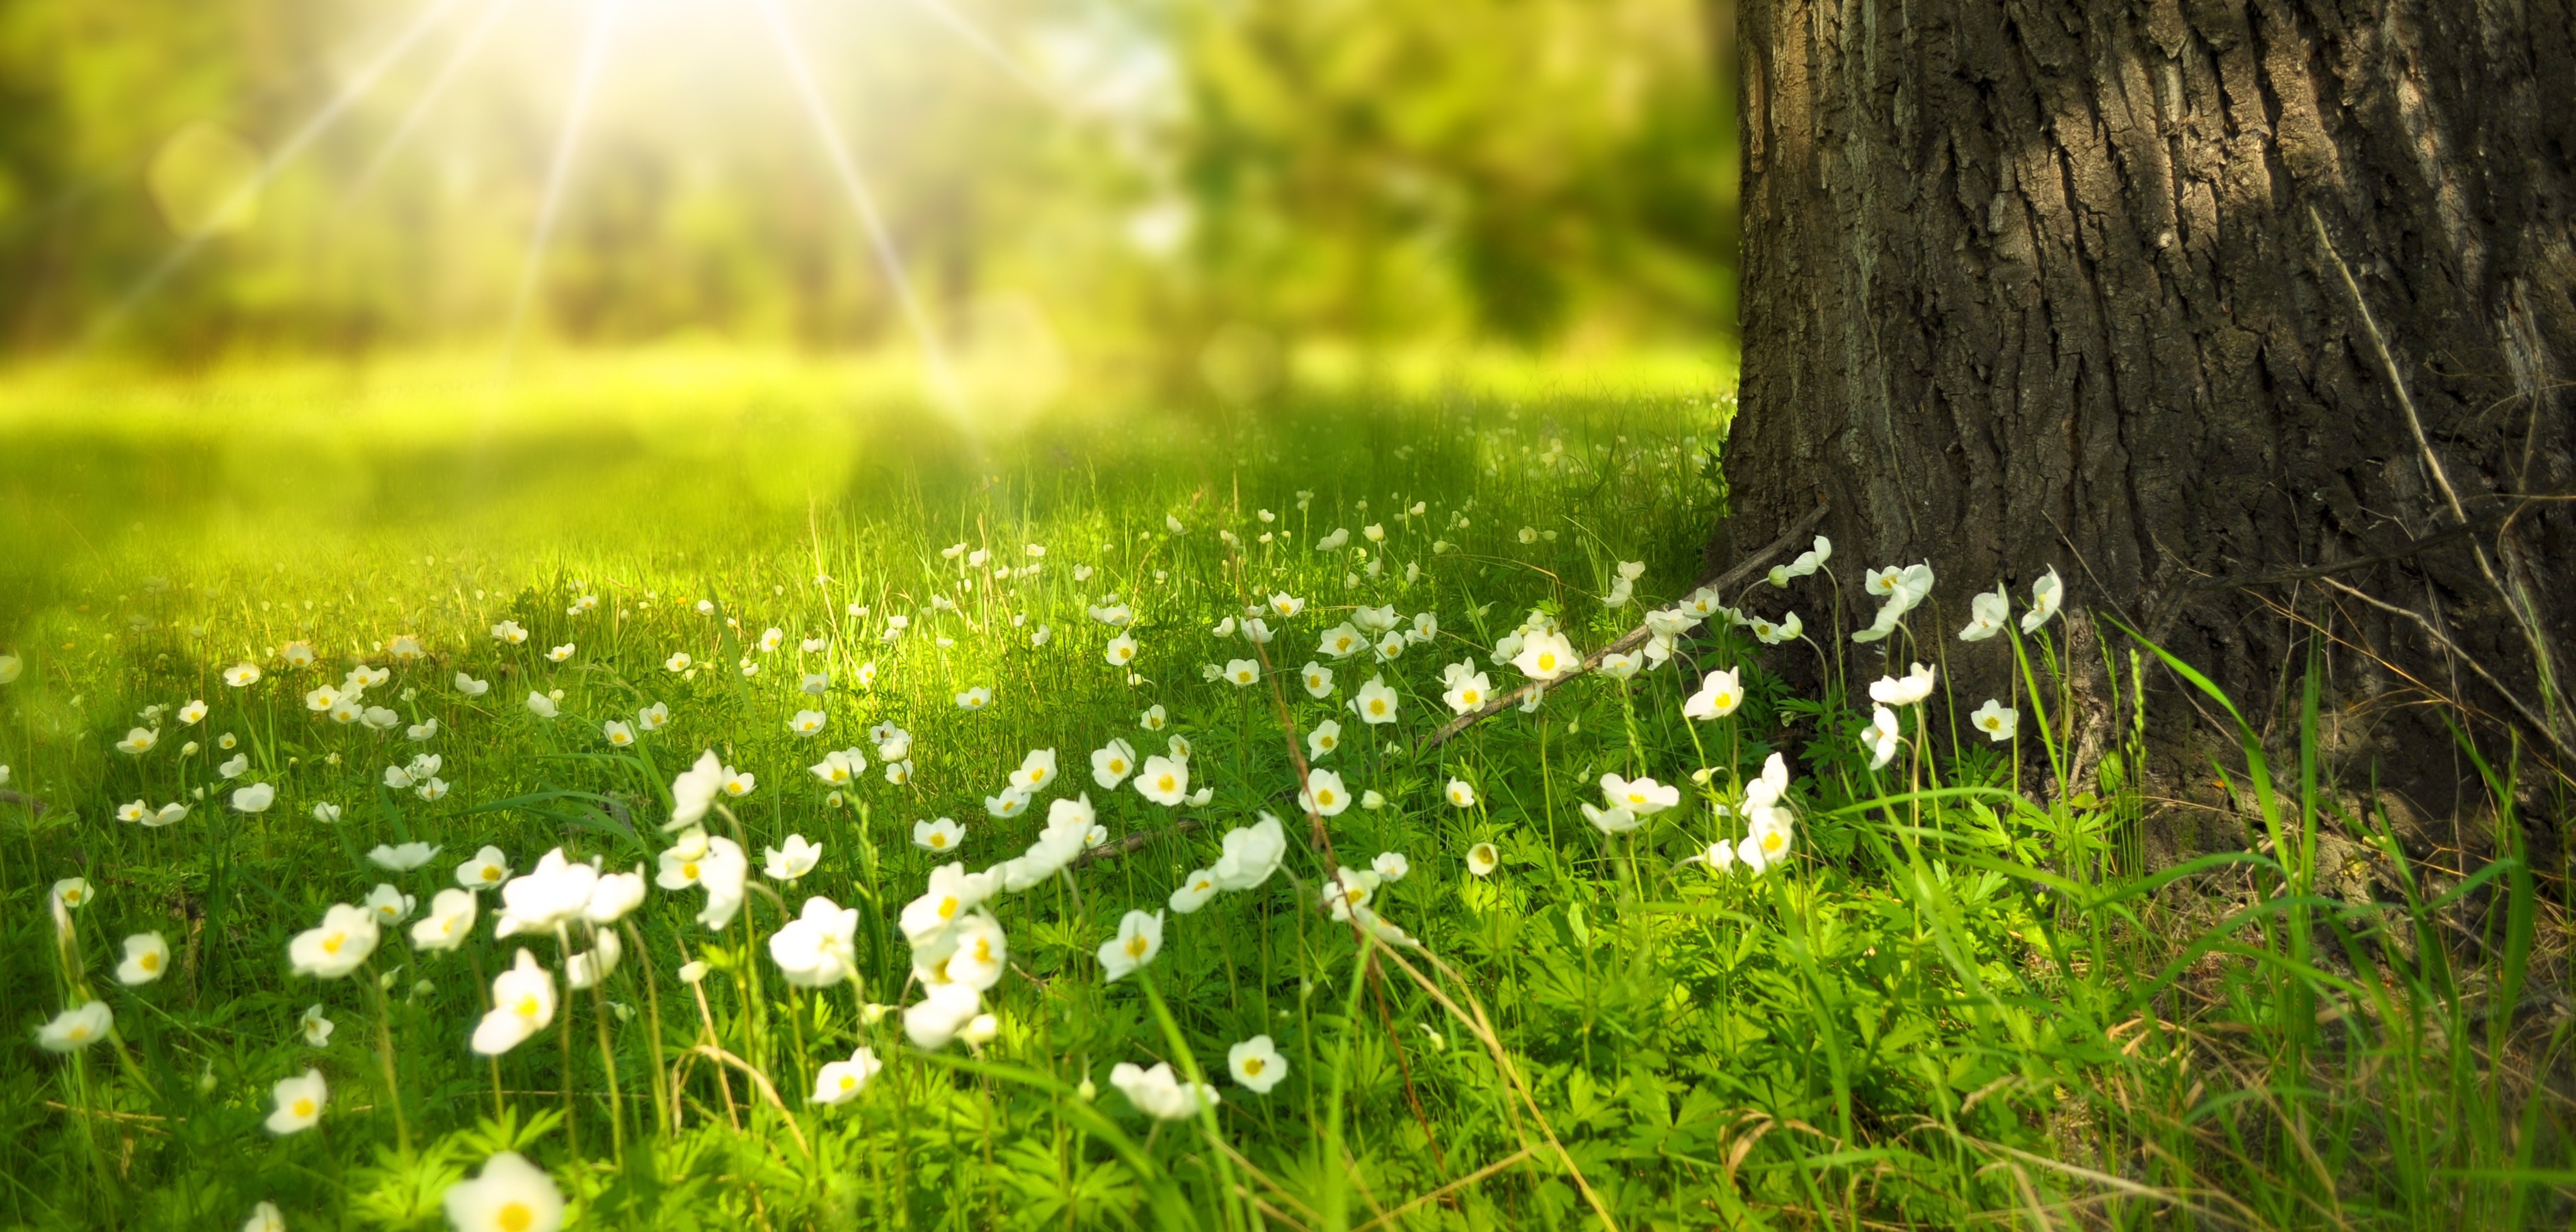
[0,351,2565,1229]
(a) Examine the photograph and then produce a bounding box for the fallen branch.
[1,789,50,819]
[1067,817,1207,869]
[1418,501,1830,752]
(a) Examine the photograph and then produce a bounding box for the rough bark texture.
[1726,0,2576,823]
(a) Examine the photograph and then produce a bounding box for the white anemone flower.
[811,1047,884,1105]
[1306,719,1343,760]
[1168,868,1219,913]
[764,834,823,882]
[442,1151,564,1232]
[117,727,159,755]
[52,876,92,910]
[367,841,438,872]
[769,896,860,988]
[1134,755,1189,807]
[1112,1060,1220,1120]
[1465,841,1500,877]
[1739,816,1796,874]
[1353,675,1399,725]
[472,949,557,1056]
[1445,779,1478,807]
[566,933,623,994]
[411,889,477,951]
[1372,852,1410,882]
[721,767,755,799]
[150,802,190,826]
[243,1203,285,1232]
[1869,662,1937,707]
[1103,634,1139,667]
[1316,624,1365,660]
[524,692,557,719]
[1600,773,1681,815]
[1210,813,1287,890]
[1861,707,1904,770]
[913,817,965,852]
[499,848,600,937]
[224,663,263,687]
[1299,661,1335,698]
[116,932,170,985]
[1228,1035,1289,1094]
[455,673,491,697]
[668,749,725,830]
[1095,909,1165,981]
[312,802,342,824]
[1299,768,1352,817]
[1971,699,2019,742]
[585,870,646,925]
[2022,568,2065,632]
[1222,658,1260,687]
[1959,585,2010,641]
[288,904,380,979]
[1012,748,1060,792]
[1090,739,1137,789]
[1508,629,1578,682]
[491,620,528,645]
[955,687,993,711]
[1599,651,1642,679]
[1581,802,1641,834]
[787,710,827,738]
[904,982,983,1051]
[1440,668,1493,714]
[638,702,670,731]
[1682,668,1743,721]
[37,1002,113,1052]
[363,883,415,927]
[1139,704,1168,731]
[984,789,1032,819]
[264,1068,327,1135]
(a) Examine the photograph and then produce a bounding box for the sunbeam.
[345,0,523,202]
[499,0,618,372]
[891,0,1068,112]
[755,0,960,410]
[82,0,474,343]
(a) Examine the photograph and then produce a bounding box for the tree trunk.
[1725,0,2576,811]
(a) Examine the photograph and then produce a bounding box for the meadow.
[0,352,2563,1230]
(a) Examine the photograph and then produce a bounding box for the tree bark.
[1726,0,2576,801]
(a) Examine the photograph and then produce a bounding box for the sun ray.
[753,0,960,410]
[889,0,1068,112]
[82,0,473,343]
[499,0,618,372]
[345,0,523,202]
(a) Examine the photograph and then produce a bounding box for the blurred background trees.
[0,0,1738,385]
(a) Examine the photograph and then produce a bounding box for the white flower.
[1090,739,1137,789]
[1599,651,1642,679]
[411,889,477,951]
[116,726,159,755]
[288,904,380,979]
[1852,562,1936,644]
[808,750,859,787]
[472,949,557,1056]
[406,717,440,741]
[1296,768,1351,817]
[941,910,1010,991]
[1445,779,1477,807]
[265,1068,328,1135]
[547,643,575,663]
[1316,624,1365,660]
[1210,813,1287,891]
[312,802,342,824]
[1440,668,1493,714]
[368,841,439,871]
[1959,585,2010,641]
[1134,755,1189,807]
[1465,841,1500,877]
[364,883,416,927]
[1139,704,1168,731]
[1600,773,1680,815]
[455,673,491,697]
[116,932,170,985]
[1870,662,1937,707]
[637,702,670,731]
[768,896,860,988]
[668,749,725,830]
[1240,617,1275,645]
[901,862,1000,942]
[224,662,263,687]
[585,870,646,925]
[913,817,965,852]
[242,1202,285,1232]
[1682,668,1743,721]
[1970,699,2019,742]
[1738,814,1795,874]
[1861,706,1903,770]
[37,1001,112,1052]
[1095,909,1164,981]
[1228,1035,1288,1094]
[499,848,601,936]
[1353,674,1399,725]
[1372,852,1410,882]
[524,692,557,719]
[442,1151,564,1232]
[763,834,824,882]
[2022,568,2065,633]
[1306,719,1343,760]
[1581,802,1641,833]
[1222,658,1260,687]
[1110,1060,1219,1121]
[664,652,693,673]
[1103,634,1139,667]
[1509,629,1578,682]
[1011,748,1060,792]
[1685,838,1739,874]
[52,876,92,910]
[1751,612,1804,645]
[491,620,528,645]
[984,788,1032,819]
[811,1047,884,1105]
[1168,868,1219,914]
[955,687,993,711]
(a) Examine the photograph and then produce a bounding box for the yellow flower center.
[1369,700,1386,715]
[1244,1057,1265,1075]
[1716,691,1735,707]
[1316,790,1336,806]
[929,833,947,848]
[515,995,542,1018]
[498,1201,534,1232]
[141,952,161,971]
[1157,775,1175,792]
[1110,759,1126,773]
[1537,653,1557,671]
[938,896,959,920]
[483,867,502,881]
[681,862,700,881]
[1030,768,1048,782]
[972,937,993,962]
[840,1075,857,1090]
[1763,832,1784,853]
[321,933,345,954]
[292,1098,314,1118]
[1126,935,1149,958]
